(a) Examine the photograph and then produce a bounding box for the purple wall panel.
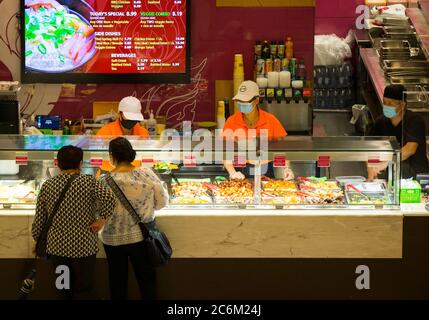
[316,0,365,36]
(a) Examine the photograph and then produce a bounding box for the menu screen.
[21,0,190,83]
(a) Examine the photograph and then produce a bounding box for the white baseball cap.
[118,96,144,121]
[233,81,260,102]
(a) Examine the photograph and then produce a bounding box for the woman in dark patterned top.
[32,146,116,300]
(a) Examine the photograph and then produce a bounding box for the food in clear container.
[262,191,303,205]
[171,182,212,204]
[299,190,345,205]
[0,181,36,204]
[346,192,387,205]
[299,180,340,191]
[262,180,297,196]
[214,179,254,204]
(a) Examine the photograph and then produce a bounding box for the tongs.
[346,184,371,200]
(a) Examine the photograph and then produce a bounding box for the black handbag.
[106,174,172,267]
[35,174,79,259]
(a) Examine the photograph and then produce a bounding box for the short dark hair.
[57,146,83,170]
[109,137,136,164]
[384,84,406,101]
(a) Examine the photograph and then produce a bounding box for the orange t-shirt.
[96,119,147,173]
[96,119,149,137]
[222,109,287,139]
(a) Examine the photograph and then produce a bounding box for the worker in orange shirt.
[223,81,294,180]
[96,96,148,173]
[97,96,148,137]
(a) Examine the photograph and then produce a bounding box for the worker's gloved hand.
[283,168,295,181]
[230,171,245,180]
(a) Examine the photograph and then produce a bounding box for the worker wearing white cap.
[223,80,293,180]
[97,96,148,137]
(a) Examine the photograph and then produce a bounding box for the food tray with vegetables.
[345,191,388,205]
[24,0,97,72]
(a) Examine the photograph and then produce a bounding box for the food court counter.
[2,205,429,259]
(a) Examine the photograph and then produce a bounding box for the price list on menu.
[87,0,187,74]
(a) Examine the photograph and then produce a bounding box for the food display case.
[0,135,401,211]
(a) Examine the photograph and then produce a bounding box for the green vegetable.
[37,43,47,55]
[58,54,64,63]
[25,50,33,57]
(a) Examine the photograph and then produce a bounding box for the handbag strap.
[42,174,79,235]
[105,174,150,235]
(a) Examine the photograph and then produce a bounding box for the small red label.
[317,156,331,168]
[273,154,287,167]
[141,158,154,167]
[184,155,196,167]
[15,156,28,165]
[233,155,246,167]
[90,158,103,167]
[368,159,380,164]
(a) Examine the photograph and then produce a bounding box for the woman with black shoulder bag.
[99,137,169,300]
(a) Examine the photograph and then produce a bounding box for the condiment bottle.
[285,37,294,60]
[147,111,157,137]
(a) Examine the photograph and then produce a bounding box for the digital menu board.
[21,0,190,84]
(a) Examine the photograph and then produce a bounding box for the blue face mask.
[238,102,254,114]
[383,105,398,119]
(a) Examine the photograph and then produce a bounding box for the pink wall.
[316,0,365,37]
[0,0,315,127]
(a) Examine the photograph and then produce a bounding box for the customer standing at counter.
[222,81,294,180]
[32,146,116,300]
[100,137,168,300]
[97,96,148,137]
[368,84,429,180]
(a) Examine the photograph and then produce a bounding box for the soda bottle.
[261,41,270,60]
[285,37,294,60]
[297,60,306,81]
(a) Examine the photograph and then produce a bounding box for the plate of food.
[24,0,97,73]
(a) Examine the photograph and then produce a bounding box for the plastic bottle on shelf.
[147,110,157,137]
[217,101,226,130]
[285,37,294,60]
[63,119,71,135]
[261,41,271,60]
[297,60,306,81]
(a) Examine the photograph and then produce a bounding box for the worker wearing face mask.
[222,81,294,180]
[97,96,148,137]
[368,84,429,180]
[96,96,148,174]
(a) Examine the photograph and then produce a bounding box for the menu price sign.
[233,155,246,168]
[184,155,196,167]
[367,155,381,168]
[90,158,104,168]
[273,154,287,168]
[15,153,28,166]
[141,156,154,168]
[317,156,331,168]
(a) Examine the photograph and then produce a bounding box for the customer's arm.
[147,170,169,210]
[31,184,48,241]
